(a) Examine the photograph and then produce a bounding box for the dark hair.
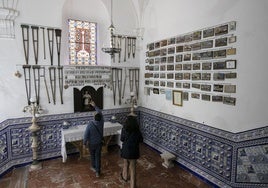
[125,116,139,133]
[94,113,102,121]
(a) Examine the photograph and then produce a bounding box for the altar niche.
[73,86,103,112]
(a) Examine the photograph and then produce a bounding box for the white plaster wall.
[1,0,267,133]
[140,0,268,132]
[0,0,138,121]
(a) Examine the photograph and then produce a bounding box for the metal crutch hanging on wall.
[124,36,127,62]
[40,27,46,60]
[21,24,31,105]
[121,67,128,99]
[117,35,122,63]
[55,29,63,104]
[129,68,135,94]
[134,68,140,99]
[116,68,123,105]
[111,68,117,105]
[40,67,50,103]
[132,37,136,58]
[127,37,131,59]
[31,26,41,105]
[47,28,56,105]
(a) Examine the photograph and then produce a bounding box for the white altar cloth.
[61,121,122,162]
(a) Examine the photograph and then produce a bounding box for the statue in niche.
[73,86,103,112]
[83,90,92,110]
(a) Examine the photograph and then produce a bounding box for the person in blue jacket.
[83,101,104,178]
[120,114,143,188]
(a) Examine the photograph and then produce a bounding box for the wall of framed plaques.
[144,21,237,106]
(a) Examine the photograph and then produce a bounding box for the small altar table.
[61,121,122,162]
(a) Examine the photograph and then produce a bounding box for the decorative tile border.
[139,107,268,188]
[0,107,267,188]
[0,108,130,177]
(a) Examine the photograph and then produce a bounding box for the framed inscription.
[173,90,183,106]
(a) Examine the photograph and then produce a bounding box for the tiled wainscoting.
[139,107,268,188]
[0,108,130,177]
[0,107,267,188]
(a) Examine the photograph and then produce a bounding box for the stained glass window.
[68,19,97,65]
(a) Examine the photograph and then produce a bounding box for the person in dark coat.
[83,101,104,178]
[120,115,143,188]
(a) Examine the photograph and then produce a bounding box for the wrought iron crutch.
[21,24,31,105]
[121,67,128,99]
[127,37,131,59]
[132,37,136,58]
[40,67,50,103]
[124,36,127,62]
[31,26,41,104]
[117,35,122,63]
[47,28,56,104]
[129,68,135,93]
[116,68,123,105]
[32,65,40,105]
[112,35,116,63]
[111,68,117,105]
[40,27,46,59]
[55,29,63,104]
[134,68,140,99]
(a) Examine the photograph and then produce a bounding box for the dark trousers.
[89,143,102,173]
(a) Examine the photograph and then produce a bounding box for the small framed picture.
[201,40,213,49]
[213,84,224,92]
[225,72,237,79]
[212,95,223,102]
[228,36,237,43]
[223,96,236,106]
[167,82,174,88]
[226,60,237,69]
[175,82,182,88]
[176,46,184,53]
[201,94,211,101]
[224,85,236,93]
[226,48,236,55]
[215,24,228,36]
[229,21,236,31]
[175,54,183,62]
[153,88,159,94]
[192,31,202,40]
[191,93,200,99]
[183,92,189,101]
[192,83,201,89]
[173,90,183,106]
[215,37,227,47]
[167,37,176,45]
[203,28,214,38]
[193,63,201,70]
[168,47,175,54]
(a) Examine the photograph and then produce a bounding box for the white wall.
[0,0,138,121]
[1,0,267,133]
[140,0,268,132]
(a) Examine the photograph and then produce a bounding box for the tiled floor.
[1,144,213,188]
